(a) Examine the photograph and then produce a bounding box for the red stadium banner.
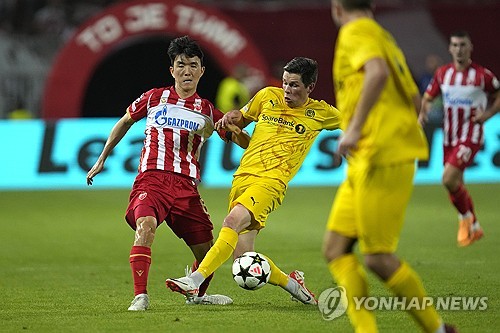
[42,0,269,119]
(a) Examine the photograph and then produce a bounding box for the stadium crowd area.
[0,0,495,119]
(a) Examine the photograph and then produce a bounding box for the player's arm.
[218,109,252,129]
[337,57,388,156]
[412,93,422,115]
[472,90,500,124]
[216,109,252,149]
[418,92,434,126]
[225,123,251,149]
[86,112,135,185]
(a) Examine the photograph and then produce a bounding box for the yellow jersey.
[333,17,428,164]
[235,86,341,186]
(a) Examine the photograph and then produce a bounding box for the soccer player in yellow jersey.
[166,57,341,304]
[323,1,457,332]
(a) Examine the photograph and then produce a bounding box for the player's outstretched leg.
[165,276,199,297]
[288,270,318,305]
[183,265,233,305]
[263,255,317,305]
[167,227,238,296]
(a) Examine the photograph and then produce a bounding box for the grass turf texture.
[1,184,498,332]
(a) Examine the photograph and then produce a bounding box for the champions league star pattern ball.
[232,252,271,290]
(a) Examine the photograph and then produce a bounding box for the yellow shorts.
[229,174,286,231]
[326,161,416,254]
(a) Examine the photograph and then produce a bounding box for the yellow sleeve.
[323,104,342,130]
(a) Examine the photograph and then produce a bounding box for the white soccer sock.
[283,276,298,294]
[459,211,472,220]
[189,271,205,288]
[434,323,445,333]
[471,221,481,230]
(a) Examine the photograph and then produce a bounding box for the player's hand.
[217,110,242,130]
[214,119,223,131]
[331,151,343,167]
[224,122,242,134]
[86,160,104,186]
[337,129,360,157]
[418,112,428,126]
[472,106,486,124]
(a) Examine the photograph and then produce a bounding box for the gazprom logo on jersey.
[443,92,473,106]
[154,106,200,131]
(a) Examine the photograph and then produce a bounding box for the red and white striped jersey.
[127,86,227,180]
[425,62,500,147]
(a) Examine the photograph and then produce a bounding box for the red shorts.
[443,143,481,171]
[125,170,213,245]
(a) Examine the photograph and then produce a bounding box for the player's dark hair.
[167,35,204,66]
[283,57,318,87]
[450,30,471,41]
[336,0,372,11]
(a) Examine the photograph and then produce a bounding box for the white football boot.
[127,293,149,311]
[185,294,233,305]
[288,270,318,305]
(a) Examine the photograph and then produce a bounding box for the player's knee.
[364,254,399,280]
[323,244,354,262]
[322,232,354,262]
[442,174,458,191]
[323,243,339,262]
[222,214,245,232]
[135,217,157,246]
[223,206,251,232]
[364,256,380,271]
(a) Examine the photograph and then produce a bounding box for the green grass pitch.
[1,184,498,332]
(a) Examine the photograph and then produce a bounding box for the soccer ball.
[232,252,271,290]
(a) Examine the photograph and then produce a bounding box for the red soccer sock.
[448,184,471,216]
[192,260,213,296]
[129,246,151,296]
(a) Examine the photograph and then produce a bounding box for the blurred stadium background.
[0,0,498,189]
[1,2,499,331]
[1,0,499,119]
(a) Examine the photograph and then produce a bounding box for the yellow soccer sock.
[385,262,442,333]
[197,227,238,278]
[263,255,288,287]
[329,254,378,333]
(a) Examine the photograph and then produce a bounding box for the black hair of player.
[283,57,318,88]
[336,0,372,11]
[450,30,471,41]
[167,35,204,66]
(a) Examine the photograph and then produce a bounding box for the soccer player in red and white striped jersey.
[86,36,249,310]
[420,31,500,247]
